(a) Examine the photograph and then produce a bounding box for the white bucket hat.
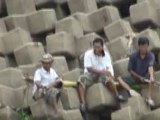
[41,53,53,63]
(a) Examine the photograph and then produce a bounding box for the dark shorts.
[122,76,149,85]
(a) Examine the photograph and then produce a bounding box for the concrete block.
[0,19,7,33]
[1,27,32,54]
[55,17,83,39]
[0,68,26,88]
[121,96,149,115]
[72,12,91,33]
[86,83,116,111]
[133,29,160,50]
[155,71,160,82]
[65,109,83,120]
[31,99,63,120]
[0,85,27,108]
[6,0,36,15]
[76,33,102,56]
[104,19,133,41]
[19,63,41,77]
[23,83,35,107]
[88,6,120,32]
[4,15,29,31]
[85,113,100,120]
[52,56,69,76]
[141,85,160,107]
[96,0,128,5]
[31,100,83,120]
[61,87,80,110]
[67,58,80,70]
[113,58,129,77]
[34,0,53,7]
[5,54,17,67]
[14,42,45,65]
[107,37,129,61]
[0,57,7,70]
[0,0,6,16]
[0,106,21,120]
[0,34,5,55]
[141,109,160,120]
[27,9,57,35]
[53,0,68,4]
[62,68,82,82]
[68,0,97,13]
[54,4,70,20]
[46,32,76,58]
[137,0,160,9]
[130,1,159,29]
[112,106,136,120]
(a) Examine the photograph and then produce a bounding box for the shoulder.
[130,51,138,59]
[50,68,56,73]
[50,68,58,75]
[104,51,110,57]
[85,49,93,57]
[148,52,155,59]
[35,68,42,74]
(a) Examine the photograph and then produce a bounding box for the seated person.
[78,38,125,112]
[117,37,155,106]
[32,53,63,113]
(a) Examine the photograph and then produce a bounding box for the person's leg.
[117,76,140,96]
[99,76,126,101]
[117,76,132,91]
[106,81,119,96]
[146,82,155,106]
[77,74,94,111]
[51,97,59,113]
[77,83,86,104]
[45,89,60,113]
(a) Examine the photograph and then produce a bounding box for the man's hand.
[35,81,43,89]
[139,77,145,82]
[99,69,107,75]
[99,69,114,80]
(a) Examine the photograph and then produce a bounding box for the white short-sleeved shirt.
[32,67,58,95]
[84,49,114,76]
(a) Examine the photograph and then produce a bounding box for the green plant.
[16,108,33,120]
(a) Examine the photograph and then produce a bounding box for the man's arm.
[129,70,143,81]
[87,67,103,75]
[47,70,63,89]
[34,70,43,89]
[128,55,143,81]
[35,81,43,89]
[148,66,154,82]
[148,53,155,81]
[104,52,114,77]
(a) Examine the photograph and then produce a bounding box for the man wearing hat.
[32,53,63,113]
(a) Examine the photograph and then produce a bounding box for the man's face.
[93,42,103,55]
[42,62,52,71]
[139,44,149,54]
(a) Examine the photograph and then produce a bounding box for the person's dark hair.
[138,37,149,46]
[93,38,105,56]
[93,38,104,46]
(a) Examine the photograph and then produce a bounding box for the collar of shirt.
[137,51,150,60]
[41,67,51,74]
